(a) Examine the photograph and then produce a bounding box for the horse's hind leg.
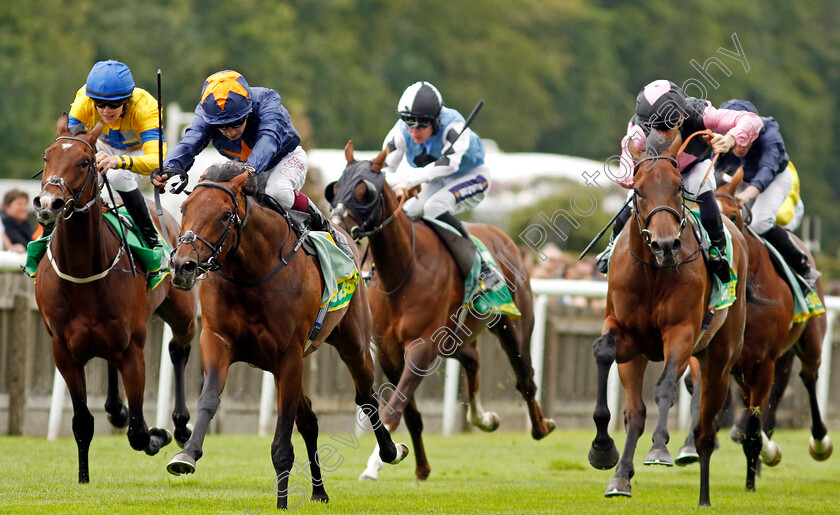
[271,356,304,510]
[294,392,328,503]
[796,316,833,460]
[157,294,198,447]
[454,343,499,433]
[605,355,648,497]
[104,364,128,429]
[740,362,775,491]
[118,344,171,456]
[54,346,94,483]
[491,315,555,439]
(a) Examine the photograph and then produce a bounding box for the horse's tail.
[745,282,778,306]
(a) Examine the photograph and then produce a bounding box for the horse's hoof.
[358,471,377,481]
[675,445,699,466]
[760,437,782,467]
[478,412,500,432]
[144,428,173,456]
[107,405,129,429]
[387,443,409,464]
[809,435,833,461]
[532,418,556,440]
[174,425,192,449]
[310,491,329,503]
[167,452,196,476]
[604,476,632,497]
[730,424,746,444]
[588,444,619,470]
[643,447,673,466]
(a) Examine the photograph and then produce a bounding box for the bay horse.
[587,135,748,506]
[33,114,198,483]
[711,168,831,483]
[327,142,554,482]
[165,162,408,509]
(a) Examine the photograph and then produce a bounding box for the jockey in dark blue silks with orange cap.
[714,98,819,289]
[595,80,764,282]
[154,70,352,258]
[68,60,166,252]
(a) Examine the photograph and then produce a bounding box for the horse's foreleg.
[168,339,192,447]
[676,361,701,466]
[605,356,648,497]
[491,317,555,439]
[294,393,328,503]
[695,355,733,507]
[54,346,93,483]
[167,354,230,476]
[271,356,303,510]
[359,365,413,481]
[742,361,775,491]
[589,329,619,471]
[104,364,128,429]
[455,344,499,433]
[117,344,171,456]
[796,319,833,460]
[762,349,795,438]
[646,334,691,467]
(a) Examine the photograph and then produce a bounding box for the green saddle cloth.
[757,232,825,323]
[423,217,521,318]
[306,231,360,311]
[687,211,737,310]
[24,206,169,290]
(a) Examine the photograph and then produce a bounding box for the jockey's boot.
[436,212,500,289]
[762,224,820,290]
[702,214,731,284]
[595,204,632,275]
[120,189,168,268]
[305,199,353,260]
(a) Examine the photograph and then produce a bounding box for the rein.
[370,220,415,296]
[350,194,406,241]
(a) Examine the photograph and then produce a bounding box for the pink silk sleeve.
[702,102,764,148]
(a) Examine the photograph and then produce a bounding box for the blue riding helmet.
[85,60,135,102]
[196,70,253,125]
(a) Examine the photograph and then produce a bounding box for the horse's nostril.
[33,197,42,210]
[649,241,661,253]
[672,239,681,252]
[181,261,197,275]
[53,199,65,211]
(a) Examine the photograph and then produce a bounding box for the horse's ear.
[344,140,355,164]
[230,170,249,191]
[88,122,103,142]
[729,166,744,194]
[324,181,337,205]
[371,147,388,173]
[56,113,69,137]
[665,131,683,158]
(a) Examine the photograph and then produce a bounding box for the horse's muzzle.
[649,237,681,268]
[33,193,65,227]
[170,257,198,290]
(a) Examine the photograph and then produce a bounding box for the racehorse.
[711,168,831,483]
[587,135,748,506]
[164,162,408,509]
[327,142,554,481]
[33,114,198,483]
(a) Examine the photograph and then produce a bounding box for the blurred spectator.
[1,189,34,253]
[530,243,569,279]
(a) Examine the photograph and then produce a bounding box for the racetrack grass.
[0,429,838,514]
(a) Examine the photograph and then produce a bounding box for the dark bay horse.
[33,114,198,483]
[327,142,554,481]
[165,163,407,509]
[587,136,748,506]
[712,168,831,482]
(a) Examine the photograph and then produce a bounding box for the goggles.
[94,100,126,110]
[214,116,248,130]
[401,115,433,129]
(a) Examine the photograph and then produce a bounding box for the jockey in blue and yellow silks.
[68,60,165,251]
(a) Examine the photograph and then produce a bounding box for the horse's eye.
[81,158,91,169]
[221,211,233,223]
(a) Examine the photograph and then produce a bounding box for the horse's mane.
[201,162,258,195]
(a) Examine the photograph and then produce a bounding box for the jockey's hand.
[709,133,736,154]
[393,179,419,201]
[151,167,189,194]
[95,152,119,174]
[735,185,760,206]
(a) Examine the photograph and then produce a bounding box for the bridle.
[39,136,103,220]
[175,181,250,277]
[632,155,687,246]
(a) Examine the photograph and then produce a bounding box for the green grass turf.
[0,429,838,513]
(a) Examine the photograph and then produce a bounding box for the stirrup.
[798,267,820,291]
[709,247,730,283]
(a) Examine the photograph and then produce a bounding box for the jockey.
[153,70,352,259]
[68,60,165,250]
[384,81,495,286]
[596,80,764,283]
[714,98,819,289]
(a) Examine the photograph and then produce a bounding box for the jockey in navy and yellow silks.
[67,60,165,251]
[158,70,353,258]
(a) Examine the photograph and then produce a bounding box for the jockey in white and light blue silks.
[383,81,494,284]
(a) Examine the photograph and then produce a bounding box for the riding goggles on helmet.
[214,116,248,130]
[94,100,126,110]
[401,115,433,129]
